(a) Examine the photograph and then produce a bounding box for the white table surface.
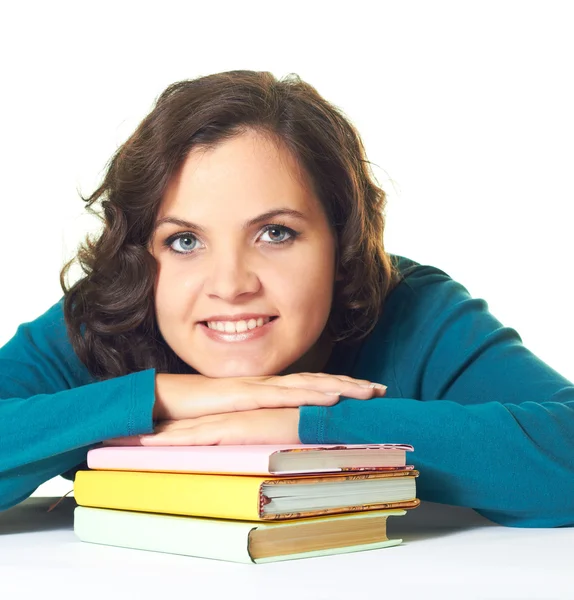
[0,495,572,600]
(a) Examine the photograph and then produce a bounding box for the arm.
[0,300,156,510]
[300,260,574,527]
[0,300,378,510]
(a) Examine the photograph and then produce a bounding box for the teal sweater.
[1,255,573,527]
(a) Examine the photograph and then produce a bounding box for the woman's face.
[150,129,338,377]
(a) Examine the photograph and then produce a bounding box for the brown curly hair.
[60,70,403,380]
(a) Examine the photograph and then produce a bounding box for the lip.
[199,317,278,343]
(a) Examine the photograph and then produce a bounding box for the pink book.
[87,444,414,475]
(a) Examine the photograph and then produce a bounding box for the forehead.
[160,130,319,217]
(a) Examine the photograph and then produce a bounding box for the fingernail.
[360,383,387,390]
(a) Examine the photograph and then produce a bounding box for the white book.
[74,506,407,564]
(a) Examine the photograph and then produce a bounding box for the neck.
[280,331,335,375]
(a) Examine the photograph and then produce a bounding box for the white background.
[0,1,572,496]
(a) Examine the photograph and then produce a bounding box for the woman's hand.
[153,372,387,421]
[106,408,301,446]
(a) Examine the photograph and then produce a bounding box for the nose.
[204,248,261,301]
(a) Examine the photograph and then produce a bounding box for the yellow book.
[74,469,419,521]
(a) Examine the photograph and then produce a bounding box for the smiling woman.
[1,70,574,528]
[58,71,398,380]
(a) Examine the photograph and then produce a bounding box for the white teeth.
[206,317,272,333]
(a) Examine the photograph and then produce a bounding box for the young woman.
[1,71,572,527]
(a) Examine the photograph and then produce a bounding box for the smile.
[199,317,278,343]
[205,316,272,333]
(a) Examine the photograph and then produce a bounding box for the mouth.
[198,316,279,342]
[198,316,279,333]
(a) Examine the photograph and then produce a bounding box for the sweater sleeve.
[0,300,156,511]
[299,261,574,528]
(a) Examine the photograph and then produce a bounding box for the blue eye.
[163,224,299,256]
[167,234,198,254]
[259,225,295,244]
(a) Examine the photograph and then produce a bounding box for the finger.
[158,417,268,446]
[231,386,338,411]
[295,373,375,385]
[153,415,224,432]
[258,372,387,393]
[250,374,387,399]
[307,373,388,394]
[139,426,221,446]
[232,385,347,411]
[102,435,144,446]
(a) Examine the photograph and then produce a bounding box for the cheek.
[277,251,335,320]
[154,261,197,323]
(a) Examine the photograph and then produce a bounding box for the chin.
[174,344,307,378]
[189,362,283,379]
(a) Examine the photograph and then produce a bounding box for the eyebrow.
[154,208,308,234]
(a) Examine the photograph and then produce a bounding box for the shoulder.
[12,298,69,344]
[390,253,464,288]
[382,253,505,366]
[3,298,65,341]
[0,297,92,387]
[375,253,489,358]
[387,253,474,313]
[354,254,507,397]
[332,255,478,376]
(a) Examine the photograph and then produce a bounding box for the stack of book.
[74,443,419,563]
